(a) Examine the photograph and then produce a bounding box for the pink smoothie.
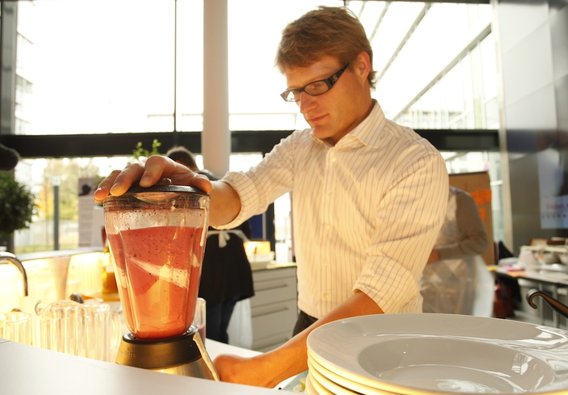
[108,226,205,339]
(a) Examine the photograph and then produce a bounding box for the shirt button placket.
[320,149,336,263]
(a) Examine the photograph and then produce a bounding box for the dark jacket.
[197,170,255,304]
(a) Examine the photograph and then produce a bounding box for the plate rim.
[307,313,568,395]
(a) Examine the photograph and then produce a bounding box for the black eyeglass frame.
[280,63,350,102]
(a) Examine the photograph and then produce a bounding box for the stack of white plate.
[305,313,568,395]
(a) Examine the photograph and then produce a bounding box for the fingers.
[93,162,145,203]
[94,169,122,203]
[111,162,146,195]
[144,155,213,193]
[187,172,214,194]
[213,354,244,383]
[93,155,214,205]
[139,155,171,187]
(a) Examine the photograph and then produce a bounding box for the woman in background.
[421,186,493,316]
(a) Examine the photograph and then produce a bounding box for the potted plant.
[0,173,36,252]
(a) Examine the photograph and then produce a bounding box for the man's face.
[283,55,371,145]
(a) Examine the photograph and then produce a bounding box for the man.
[95,6,448,388]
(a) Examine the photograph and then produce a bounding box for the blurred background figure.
[421,186,494,316]
[166,146,255,343]
[0,143,20,171]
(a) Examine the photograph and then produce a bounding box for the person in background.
[95,6,448,388]
[166,145,254,344]
[0,143,20,171]
[421,186,493,316]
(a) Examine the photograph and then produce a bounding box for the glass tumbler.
[0,311,33,346]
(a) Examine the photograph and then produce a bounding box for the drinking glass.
[37,299,120,362]
[0,311,32,345]
[82,300,121,361]
[37,300,83,356]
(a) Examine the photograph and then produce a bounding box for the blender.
[103,185,218,379]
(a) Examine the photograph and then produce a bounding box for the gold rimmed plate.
[307,313,568,395]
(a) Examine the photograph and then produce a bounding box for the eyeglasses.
[280,63,350,102]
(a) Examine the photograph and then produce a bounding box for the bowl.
[559,253,568,265]
[534,250,558,264]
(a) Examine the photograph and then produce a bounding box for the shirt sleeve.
[215,131,299,230]
[354,147,449,313]
[437,190,489,260]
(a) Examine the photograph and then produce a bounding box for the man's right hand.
[94,155,213,204]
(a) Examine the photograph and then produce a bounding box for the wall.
[495,0,568,253]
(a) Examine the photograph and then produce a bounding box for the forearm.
[213,291,382,388]
[208,180,242,227]
[260,291,383,386]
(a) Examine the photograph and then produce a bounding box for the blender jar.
[103,185,209,340]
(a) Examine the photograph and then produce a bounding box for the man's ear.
[353,51,371,82]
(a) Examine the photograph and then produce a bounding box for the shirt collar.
[342,100,386,148]
[308,100,387,148]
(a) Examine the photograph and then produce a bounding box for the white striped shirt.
[220,102,448,318]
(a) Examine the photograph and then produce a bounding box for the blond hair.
[276,6,376,89]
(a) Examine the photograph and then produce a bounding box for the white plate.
[304,373,317,395]
[308,357,402,395]
[306,371,333,395]
[308,353,393,395]
[307,313,568,394]
[308,359,360,395]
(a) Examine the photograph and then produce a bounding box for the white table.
[495,267,568,327]
[0,338,294,395]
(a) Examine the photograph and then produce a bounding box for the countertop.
[493,265,568,286]
[0,338,295,395]
[250,261,296,271]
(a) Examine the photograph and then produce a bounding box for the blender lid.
[125,184,208,204]
[102,183,209,206]
[126,184,208,195]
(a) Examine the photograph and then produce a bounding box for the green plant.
[132,139,161,160]
[0,173,36,239]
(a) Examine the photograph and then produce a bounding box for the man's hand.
[213,291,383,388]
[94,155,212,204]
[214,353,284,388]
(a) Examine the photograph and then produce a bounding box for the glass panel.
[7,1,502,254]
[368,1,425,76]
[13,153,266,253]
[395,34,498,130]
[14,157,130,252]
[227,0,340,131]
[172,0,204,131]
[16,0,181,135]
[13,1,496,134]
[365,2,493,129]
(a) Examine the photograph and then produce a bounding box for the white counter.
[0,338,294,395]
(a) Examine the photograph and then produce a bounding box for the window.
[4,1,501,254]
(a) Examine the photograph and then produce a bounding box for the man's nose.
[299,93,316,112]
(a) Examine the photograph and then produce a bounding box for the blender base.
[116,327,219,380]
